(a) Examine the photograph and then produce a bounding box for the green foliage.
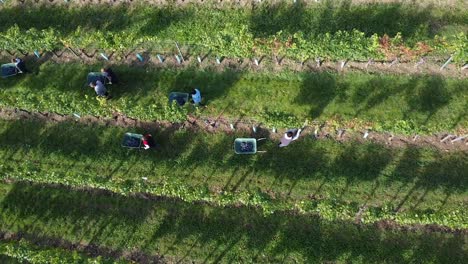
[0,119,466,228]
[447,32,467,63]
[0,25,60,52]
[0,64,466,135]
[0,3,465,62]
[433,32,468,63]
[260,110,302,128]
[0,182,465,263]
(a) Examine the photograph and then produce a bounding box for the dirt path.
[1,107,466,152]
[2,48,466,78]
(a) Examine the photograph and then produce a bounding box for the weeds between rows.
[0,182,466,263]
[0,1,466,63]
[1,62,467,134]
[0,118,466,228]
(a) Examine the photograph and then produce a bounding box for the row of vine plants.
[1,162,466,229]
[0,25,466,64]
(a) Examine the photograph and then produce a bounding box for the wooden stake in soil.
[175,55,182,64]
[389,58,398,67]
[363,130,369,139]
[67,47,81,58]
[100,53,109,61]
[314,128,319,138]
[440,55,453,70]
[175,42,185,62]
[440,134,454,143]
[136,53,144,62]
[337,129,345,139]
[254,58,259,66]
[451,135,467,143]
[340,60,347,70]
[156,54,164,63]
[315,58,321,67]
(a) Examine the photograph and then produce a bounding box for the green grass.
[0,118,466,227]
[0,239,123,264]
[1,62,467,134]
[0,182,466,263]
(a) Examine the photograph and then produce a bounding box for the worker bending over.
[279,128,302,147]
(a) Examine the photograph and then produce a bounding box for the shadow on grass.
[296,72,466,128]
[249,0,464,39]
[0,182,155,258]
[0,118,466,208]
[0,182,466,263]
[0,5,192,36]
[294,72,344,117]
[0,61,244,108]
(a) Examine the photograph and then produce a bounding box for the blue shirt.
[191,88,202,105]
[94,81,107,96]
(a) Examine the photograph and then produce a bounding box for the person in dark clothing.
[11,58,28,73]
[101,67,118,84]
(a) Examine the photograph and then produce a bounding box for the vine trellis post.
[440,55,453,70]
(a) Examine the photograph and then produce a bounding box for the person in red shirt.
[142,134,154,150]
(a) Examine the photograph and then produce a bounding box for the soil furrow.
[2,50,466,78]
[1,107,466,151]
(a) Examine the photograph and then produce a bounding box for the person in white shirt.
[279,128,302,147]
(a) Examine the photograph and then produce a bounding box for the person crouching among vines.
[190,88,204,106]
[278,128,302,147]
[101,67,118,84]
[89,80,109,98]
[142,134,155,150]
[11,57,29,73]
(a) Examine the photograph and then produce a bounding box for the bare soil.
[1,49,467,78]
[1,107,466,152]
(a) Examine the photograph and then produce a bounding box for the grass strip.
[0,118,466,228]
[1,62,467,134]
[0,2,466,62]
[0,238,125,264]
[0,181,466,263]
